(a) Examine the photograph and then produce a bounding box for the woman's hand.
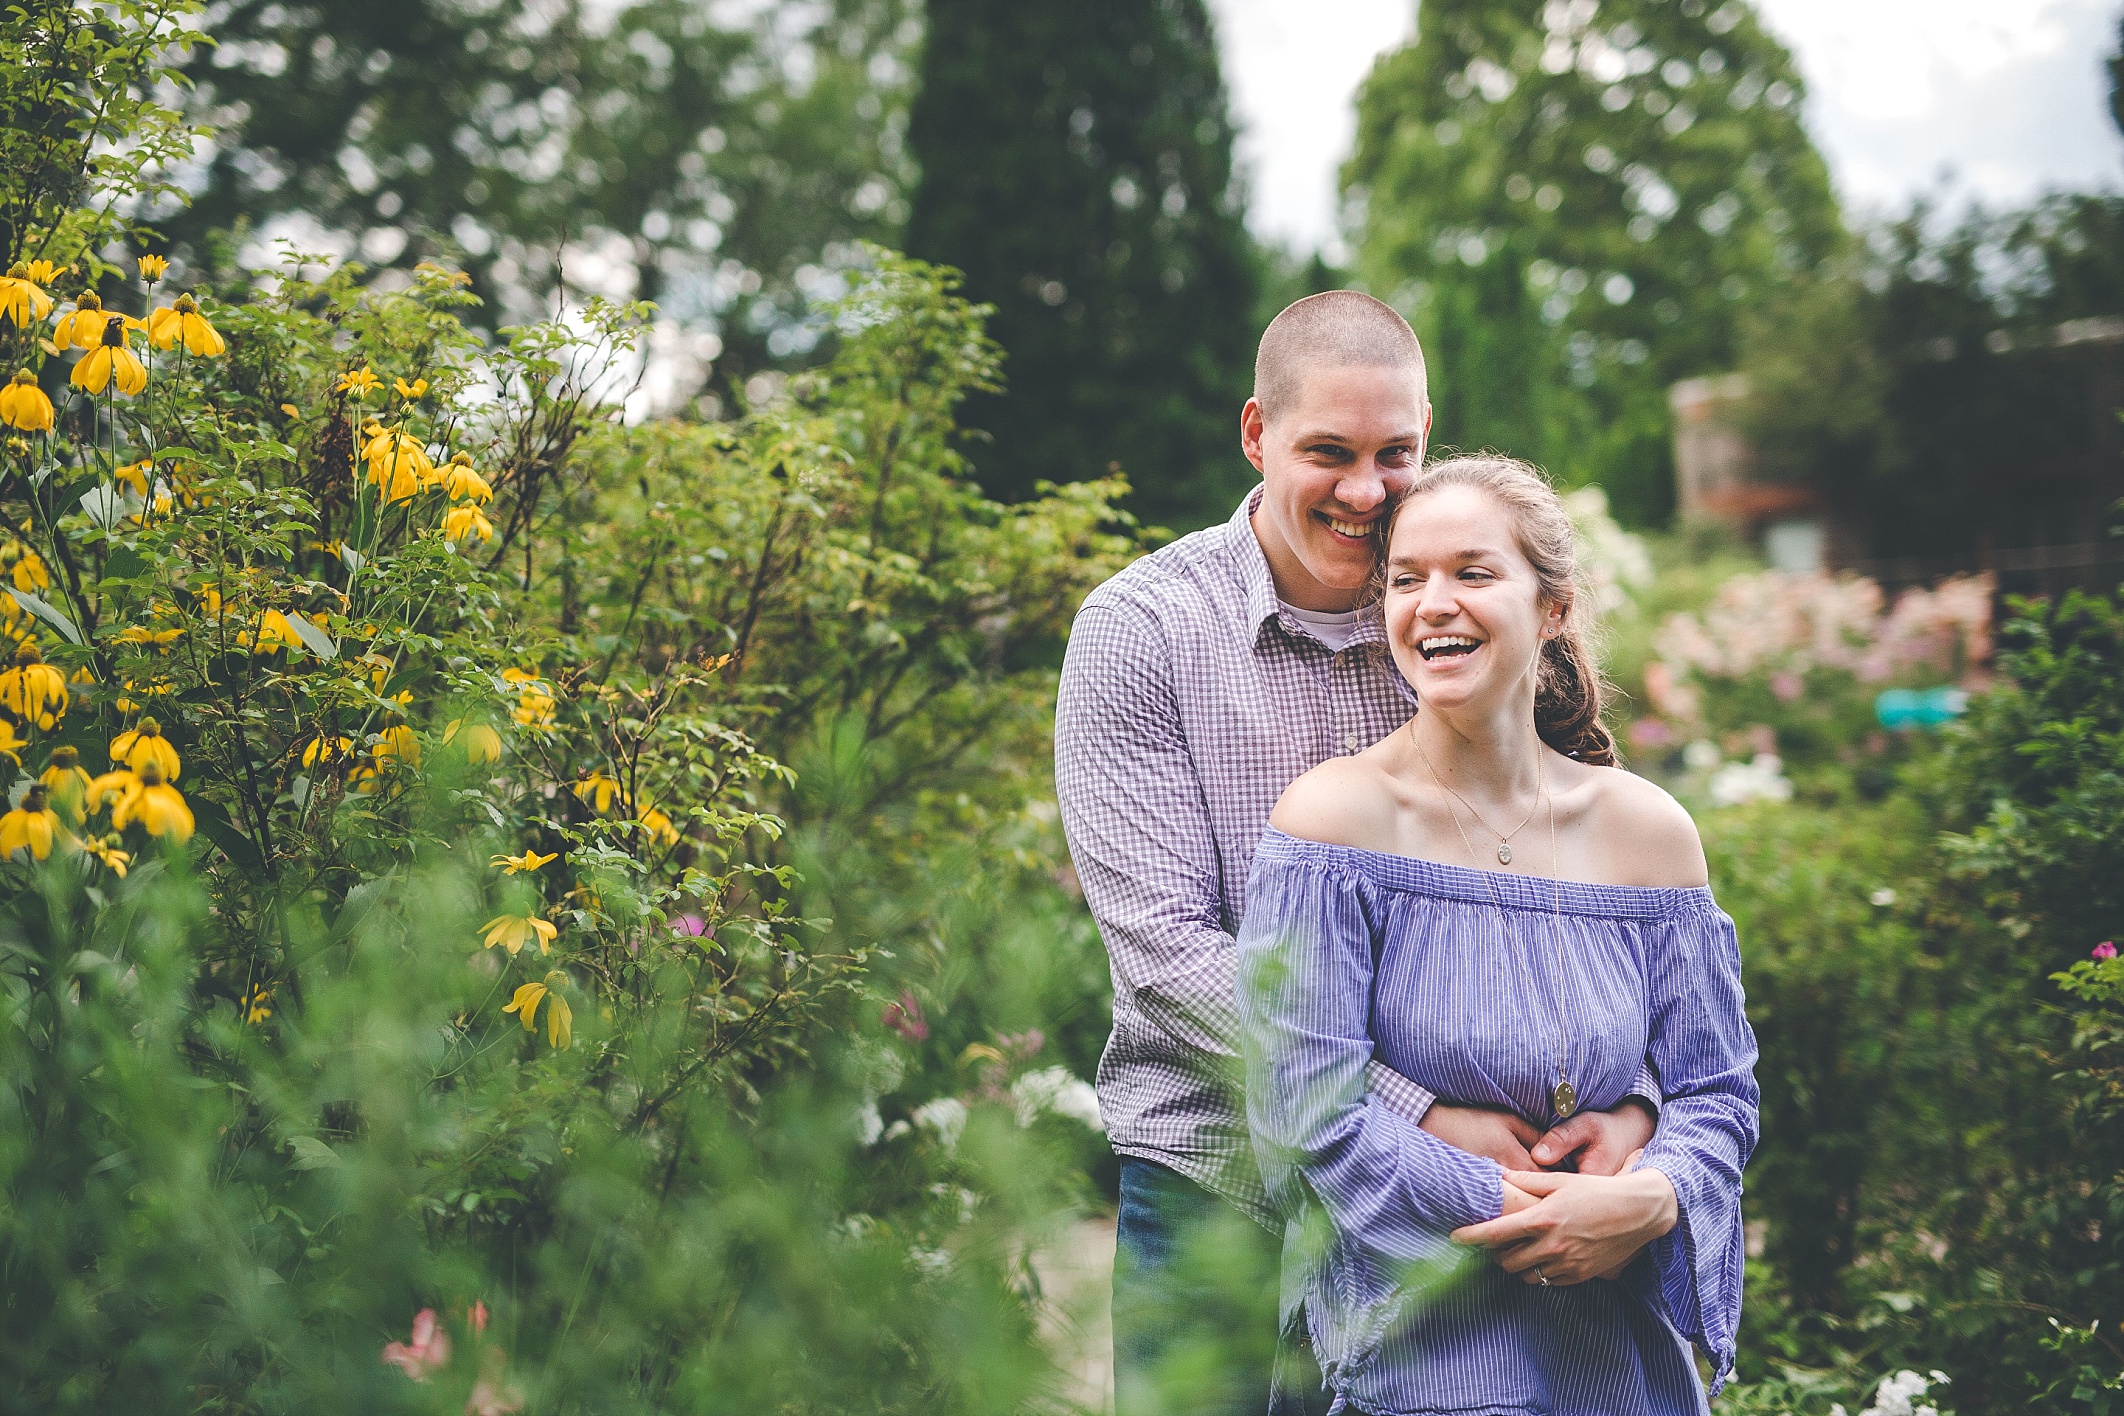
[1419,1103,1542,1170]
[1531,1098,1657,1175]
[1448,1165,1678,1286]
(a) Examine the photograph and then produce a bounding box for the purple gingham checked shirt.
[1056,488,1657,1227]
[1056,488,1433,1224]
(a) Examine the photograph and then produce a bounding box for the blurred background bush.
[0,0,2121,1410]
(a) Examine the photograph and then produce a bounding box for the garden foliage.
[0,6,1137,1406]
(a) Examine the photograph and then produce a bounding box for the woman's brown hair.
[1372,454,1619,767]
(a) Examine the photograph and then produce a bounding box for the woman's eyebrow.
[1389,547,1501,566]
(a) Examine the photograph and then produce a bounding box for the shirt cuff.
[1364,1059,1436,1125]
[1627,1060,1662,1116]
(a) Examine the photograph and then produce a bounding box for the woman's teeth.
[1418,635,1480,660]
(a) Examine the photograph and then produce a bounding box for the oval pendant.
[1497,841,1513,865]
[1551,1078,1577,1118]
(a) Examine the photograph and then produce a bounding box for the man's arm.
[1055,600,1436,1118]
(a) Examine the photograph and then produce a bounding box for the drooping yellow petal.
[502,981,546,1030]
[0,370,54,432]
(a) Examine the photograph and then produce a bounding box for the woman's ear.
[1540,598,1568,639]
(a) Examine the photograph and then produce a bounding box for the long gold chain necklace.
[1418,736,1579,1119]
[1412,730,1542,865]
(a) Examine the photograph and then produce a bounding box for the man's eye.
[1309,444,1351,459]
[1379,447,1413,465]
[1459,569,1492,582]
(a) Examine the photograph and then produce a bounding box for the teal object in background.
[1876,687,1970,730]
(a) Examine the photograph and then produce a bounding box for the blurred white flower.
[1870,888,1898,907]
[1860,1368,1950,1416]
[911,1096,968,1149]
[1708,753,1793,807]
[1562,484,1652,614]
[853,1098,884,1147]
[1010,1065,1105,1131]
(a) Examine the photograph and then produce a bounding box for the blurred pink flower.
[468,1300,489,1335]
[670,913,709,937]
[1769,671,1803,702]
[1628,717,1676,748]
[882,988,928,1042]
[2094,941,2117,960]
[382,1308,451,1380]
[466,1376,524,1416]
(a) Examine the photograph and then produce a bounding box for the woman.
[1237,456,1757,1416]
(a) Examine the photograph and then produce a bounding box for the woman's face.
[1382,485,1563,716]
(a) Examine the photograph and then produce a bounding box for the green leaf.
[188,796,264,874]
[101,545,147,582]
[286,1136,342,1171]
[282,612,338,661]
[8,589,83,645]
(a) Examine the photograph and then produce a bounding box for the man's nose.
[1336,467,1388,512]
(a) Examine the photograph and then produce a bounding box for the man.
[1056,292,1659,1415]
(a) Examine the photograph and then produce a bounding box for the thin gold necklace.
[1421,745,1579,1119]
[1411,726,1542,864]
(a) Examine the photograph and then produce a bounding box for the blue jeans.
[1112,1156,1332,1416]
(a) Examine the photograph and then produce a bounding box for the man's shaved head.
[1253,290,1427,427]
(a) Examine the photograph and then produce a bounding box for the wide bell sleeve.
[1631,898,1760,1393]
[1237,838,1505,1260]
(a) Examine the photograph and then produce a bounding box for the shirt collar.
[1228,483,1389,652]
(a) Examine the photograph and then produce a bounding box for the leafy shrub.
[0,5,1137,1405]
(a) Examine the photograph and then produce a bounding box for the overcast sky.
[1209,0,2124,253]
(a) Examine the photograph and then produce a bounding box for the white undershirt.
[1280,600,1365,653]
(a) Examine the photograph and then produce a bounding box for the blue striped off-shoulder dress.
[1237,827,1759,1416]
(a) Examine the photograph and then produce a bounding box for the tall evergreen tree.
[1348,0,1841,525]
[905,0,1259,528]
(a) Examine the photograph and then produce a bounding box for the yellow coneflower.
[240,984,271,1024]
[483,914,558,956]
[86,768,140,818]
[0,719,27,766]
[1,542,49,593]
[0,641,69,728]
[374,723,421,770]
[136,255,169,282]
[573,771,625,815]
[112,759,191,841]
[363,424,433,503]
[443,719,503,765]
[393,377,427,400]
[502,972,572,1048]
[0,784,64,861]
[146,293,225,357]
[637,804,680,848]
[51,291,112,351]
[71,317,147,397]
[110,717,180,781]
[441,503,494,545]
[112,459,151,497]
[0,370,54,432]
[337,366,379,397]
[301,735,355,768]
[440,453,493,504]
[0,265,54,327]
[85,835,129,877]
[490,848,558,875]
[21,260,61,286]
[115,676,174,714]
[113,623,182,648]
[38,745,92,824]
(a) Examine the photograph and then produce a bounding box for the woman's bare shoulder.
[1269,755,1399,851]
[1585,764,1709,888]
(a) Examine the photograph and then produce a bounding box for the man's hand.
[1531,1097,1656,1176]
[1449,1166,1678,1286]
[1419,1103,1542,1170]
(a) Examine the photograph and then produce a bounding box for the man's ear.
[1240,397,1268,474]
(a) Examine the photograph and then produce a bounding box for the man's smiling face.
[1241,364,1430,612]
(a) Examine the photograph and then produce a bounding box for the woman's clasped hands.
[1451,1157,1680,1287]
